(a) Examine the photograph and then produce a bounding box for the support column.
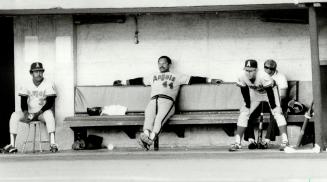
[308,6,324,150]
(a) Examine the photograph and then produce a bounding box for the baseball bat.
[257,102,264,144]
[295,101,314,148]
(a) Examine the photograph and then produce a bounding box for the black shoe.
[279,142,289,151]
[137,136,150,151]
[50,144,59,153]
[2,144,18,154]
[258,142,269,149]
[248,142,258,150]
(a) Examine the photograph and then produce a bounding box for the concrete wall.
[14,15,75,150]
[77,12,312,86]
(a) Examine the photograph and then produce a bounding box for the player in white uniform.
[2,62,58,153]
[114,56,222,150]
[229,59,289,152]
[245,59,288,149]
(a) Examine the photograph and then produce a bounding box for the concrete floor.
[0,147,326,182]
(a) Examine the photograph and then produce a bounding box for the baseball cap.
[30,62,45,72]
[244,59,258,68]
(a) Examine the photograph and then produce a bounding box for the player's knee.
[237,117,248,127]
[42,110,54,118]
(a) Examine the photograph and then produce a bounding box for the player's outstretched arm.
[189,76,223,85]
[113,77,145,86]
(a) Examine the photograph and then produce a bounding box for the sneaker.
[258,141,269,149]
[140,133,153,146]
[50,144,59,153]
[2,144,18,154]
[137,136,150,151]
[229,143,242,152]
[279,142,289,151]
[248,142,258,150]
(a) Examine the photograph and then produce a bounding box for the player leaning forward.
[229,59,289,152]
[2,62,58,153]
[117,56,222,150]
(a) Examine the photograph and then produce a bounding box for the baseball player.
[114,56,222,150]
[245,59,288,149]
[1,62,58,153]
[229,59,289,152]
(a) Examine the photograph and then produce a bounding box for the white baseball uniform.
[143,72,190,133]
[9,78,56,134]
[236,70,287,127]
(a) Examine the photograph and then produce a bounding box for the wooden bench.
[64,81,312,150]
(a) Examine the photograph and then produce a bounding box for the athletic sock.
[235,134,241,144]
[10,134,15,147]
[144,130,150,137]
[49,132,55,145]
[281,133,288,143]
[264,139,270,144]
[248,138,255,143]
[149,132,156,140]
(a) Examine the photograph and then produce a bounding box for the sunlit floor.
[0,147,326,182]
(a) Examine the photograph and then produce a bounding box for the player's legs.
[232,99,261,150]
[2,111,25,153]
[9,111,25,146]
[38,110,56,145]
[143,100,157,134]
[268,87,288,149]
[151,98,175,139]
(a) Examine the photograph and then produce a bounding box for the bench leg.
[123,126,139,139]
[154,137,159,151]
[73,128,87,142]
[222,124,236,137]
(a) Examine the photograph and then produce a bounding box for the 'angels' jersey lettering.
[19,78,56,113]
[144,72,190,100]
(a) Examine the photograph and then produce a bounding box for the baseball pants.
[143,97,175,134]
[9,110,56,134]
[238,86,287,127]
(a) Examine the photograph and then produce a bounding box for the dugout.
[0,1,326,150]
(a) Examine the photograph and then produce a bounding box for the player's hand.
[32,111,42,121]
[211,79,223,85]
[113,80,123,86]
[23,111,30,122]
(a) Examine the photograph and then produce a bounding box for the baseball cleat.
[137,136,150,151]
[50,144,59,153]
[248,142,258,150]
[140,133,153,146]
[229,143,242,152]
[258,141,269,149]
[1,144,18,154]
[279,141,289,151]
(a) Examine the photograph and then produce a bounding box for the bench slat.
[64,113,311,128]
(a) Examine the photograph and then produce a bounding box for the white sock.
[264,139,271,144]
[49,132,55,145]
[235,135,241,144]
[149,132,156,140]
[144,130,150,137]
[10,134,15,147]
[281,133,288,143]
[248,138,255,143]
